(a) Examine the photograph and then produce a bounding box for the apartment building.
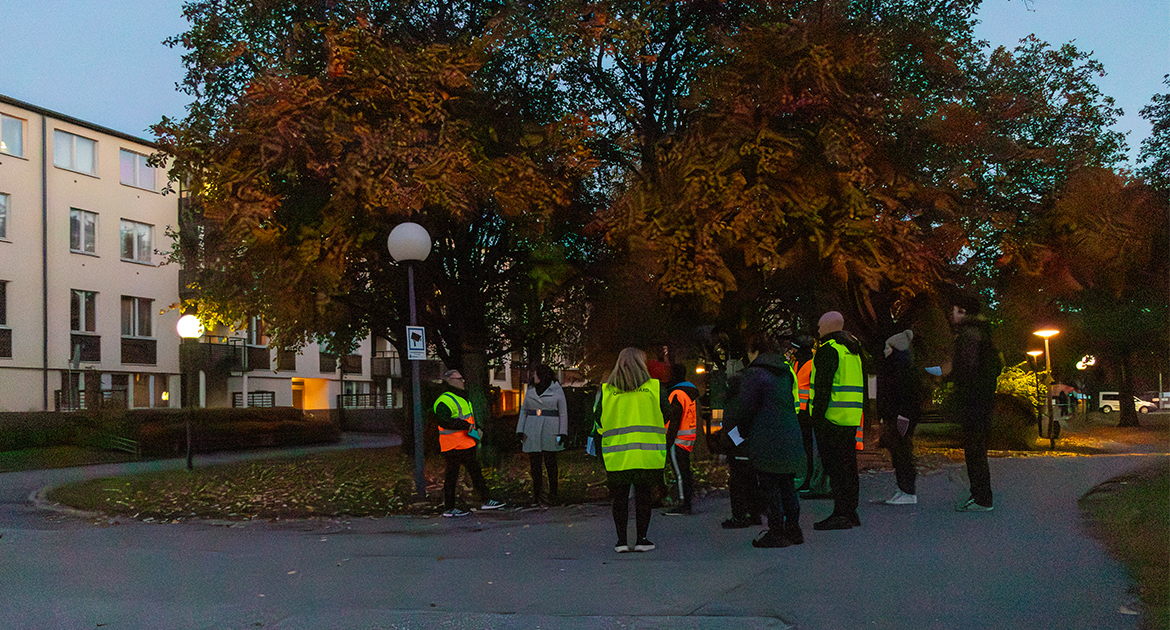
[0,95,525,419]
[0,95,182,412]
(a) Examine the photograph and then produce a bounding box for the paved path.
[0,434,1165,629]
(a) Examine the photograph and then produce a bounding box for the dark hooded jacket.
[728,352,805,475]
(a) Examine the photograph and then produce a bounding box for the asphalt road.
[0,434,1164,630]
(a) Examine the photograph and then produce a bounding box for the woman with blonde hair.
[594,347,671,552]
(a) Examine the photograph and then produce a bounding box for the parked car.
[1098,392,1156,414]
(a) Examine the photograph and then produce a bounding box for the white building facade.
[0,95,182,412]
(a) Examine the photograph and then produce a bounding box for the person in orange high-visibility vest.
[664,363,699,515]
[433,369,505,517]
[791,336,829,498]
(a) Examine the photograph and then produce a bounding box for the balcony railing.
[339,393,393,409]
[121,337,157,365]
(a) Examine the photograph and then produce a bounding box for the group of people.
[432,294,1002,553]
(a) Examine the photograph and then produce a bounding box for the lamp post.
[387,222,432,498]
[1033,329,1060,449]
[176,314,204,471]
[1027,350,1044,439]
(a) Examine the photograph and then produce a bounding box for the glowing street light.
[1033,329,1060,448]
[177,314,204,471]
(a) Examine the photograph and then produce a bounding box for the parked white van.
[1098,392,1156,414]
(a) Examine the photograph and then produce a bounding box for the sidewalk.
[0,433,1164,629]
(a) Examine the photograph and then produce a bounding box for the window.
[53,130,96,174]
[70,209,97,254]
[0,193,8,239]
[0,281,9,358]
[247,316,269,346]
[121,296,152,337]
[119,149,156,190]
[0,115,22,157]
[119,219,151,263]
[71,289,97,332]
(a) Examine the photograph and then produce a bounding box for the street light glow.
[1026,350,1043,357]
[1032,329,1060,338]
[176,314,203,339]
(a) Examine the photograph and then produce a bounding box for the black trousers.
[669,445,694,509]
[608,481,653,545]
[528,451,559,503]
[885,420,918,495]
[814,420,859,519]
[443,447,490,509]
[755,470,799,529]
[962,421,993,506]
[728,455,763,520]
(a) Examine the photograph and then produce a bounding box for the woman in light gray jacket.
[516,364,568,506]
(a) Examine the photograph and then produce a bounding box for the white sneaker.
[479,499,506,510]
[885,490,918,505]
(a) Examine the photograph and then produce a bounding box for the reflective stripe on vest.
[434,391,477,452]
[668,383,698,452]
[822,340,864,427]
[796,360,813,411]
[855,420,864,451]
[600,379,667,471]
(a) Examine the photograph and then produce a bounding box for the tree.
[1138,75,1170,194]
[158,17,594,440]
[1007,168,1169,427]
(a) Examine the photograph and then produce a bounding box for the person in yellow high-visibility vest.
[594,348,671,553]
[809,311,865,531]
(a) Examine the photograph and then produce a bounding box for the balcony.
[71,333,101,362]
[121,337,157,365]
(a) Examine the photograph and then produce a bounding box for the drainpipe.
[41,115,49,410]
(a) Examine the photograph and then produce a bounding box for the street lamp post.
[1033,329,1060,449]
[1027,350,1044,439]
[176,314,204,471]
[387,222,432,499]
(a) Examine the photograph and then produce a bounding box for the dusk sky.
[0,0,1165,164]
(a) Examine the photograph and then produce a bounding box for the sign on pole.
[406,326,426,360]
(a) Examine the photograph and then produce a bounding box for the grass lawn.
[44,447,729,521]
[1079,459,1169,630]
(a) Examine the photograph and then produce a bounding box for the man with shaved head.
[809,311,865,531]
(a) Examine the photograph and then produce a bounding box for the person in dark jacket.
[944,295,1001,512]
[810,311,865,531]
[878,330,922,505]
[729,333,806,548]
[719,367,764,529]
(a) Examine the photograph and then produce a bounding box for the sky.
[0,0,1166,164]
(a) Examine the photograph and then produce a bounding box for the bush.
[135,407,339,457]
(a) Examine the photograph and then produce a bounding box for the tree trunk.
[1117,351,1140,428]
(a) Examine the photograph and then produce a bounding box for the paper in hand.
[925,366,942,376]
[727,426,745,446]
[897,415,910,436]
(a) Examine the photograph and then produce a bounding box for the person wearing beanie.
[878,330,922,505]
[810,311,865,531]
